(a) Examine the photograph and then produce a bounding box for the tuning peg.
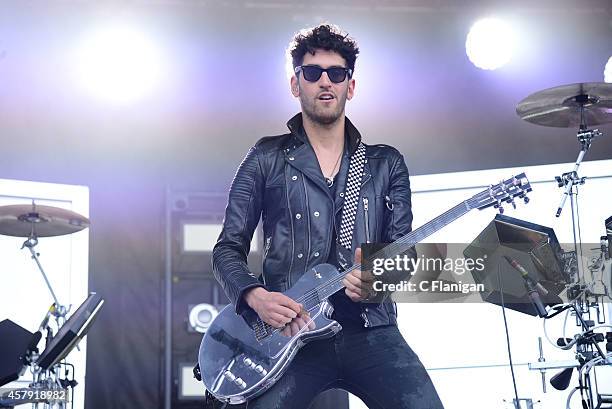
[523,196,530,204]
[508,198,516,209]
[495,200,504,214]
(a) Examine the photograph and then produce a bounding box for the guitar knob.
[243,357,253,366]
[223,370,236,381]
[234,377,247,389]
[255,365,264,374]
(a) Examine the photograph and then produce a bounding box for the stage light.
[604,56,612,83]
[465,17,515,70]
[188,303,218,334]
[75,25,164,104]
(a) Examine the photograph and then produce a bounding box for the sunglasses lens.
[299,66,349,83]
[327,68,347,83]
[301,66,323,82]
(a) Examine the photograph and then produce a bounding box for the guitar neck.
[315,200,471,300]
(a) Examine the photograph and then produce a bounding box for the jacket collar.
[284,112,363,206]
[286,112,362,155]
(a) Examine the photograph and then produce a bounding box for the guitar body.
[198,263,342,404]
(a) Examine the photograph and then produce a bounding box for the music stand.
[463,215,569,316]
[36,293,104,370]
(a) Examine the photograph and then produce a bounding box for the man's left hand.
[343,247,376,302]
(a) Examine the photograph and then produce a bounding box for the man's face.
[291,49,355,126]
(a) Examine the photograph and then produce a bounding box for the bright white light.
[76,25,164,104]
[605,57,612,83]
[466,17,515,70]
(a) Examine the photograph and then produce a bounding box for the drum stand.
[22,236,70,321]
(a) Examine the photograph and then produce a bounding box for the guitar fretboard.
[315,200,471,300]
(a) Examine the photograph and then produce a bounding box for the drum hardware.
[524,218,612,409]
[0,201,90,320]
[514,84,612,409]
[502,398,537,409]
[464,213,612,408]
[0,202,97,408]
[516,82,611,219]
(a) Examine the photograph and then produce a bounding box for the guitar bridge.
[253,318,275,342]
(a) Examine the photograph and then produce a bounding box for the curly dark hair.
[288,23,359,74]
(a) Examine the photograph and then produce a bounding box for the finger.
[277,294,302,315]
[345,274,369,291]
[343,278,360,294]
[348,270,371,288]
[267,318,284,328]
[290,322,299,336]
[269,312,292,326]
[345,288,363,302]
[281,327,291,337]
[352,268,375,285]
[294,317,307,329]
[354,247,362,264]
[360,270,375,283]
[298,313,313,329]
[343,274,360,287]
[270,304,298,320]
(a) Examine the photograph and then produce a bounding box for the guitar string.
[260,202,469,334]
[260,182,521,335]
[292,206,464,310]
[292,202,468,306]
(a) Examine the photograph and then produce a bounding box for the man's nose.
[318,71,333,87]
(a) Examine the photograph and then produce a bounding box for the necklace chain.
[311,140,344,188]
[324,149,342,187]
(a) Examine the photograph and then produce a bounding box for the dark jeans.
[246,322,444,409]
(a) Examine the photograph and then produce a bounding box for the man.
[212,23,443,409]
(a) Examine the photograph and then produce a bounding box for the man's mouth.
[318,93,335,101]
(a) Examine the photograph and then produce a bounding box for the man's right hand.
[244,287,302,328]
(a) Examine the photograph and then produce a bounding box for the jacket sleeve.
[385,151,414,243]
[212,145,266,315]
[376,151,417,300]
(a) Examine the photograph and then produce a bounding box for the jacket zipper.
[361,197,371,328]
[262,236,271,286]
[286,172,295,289]
[302,178,311,272]
[264,236,271,257]
[363,197,371,243]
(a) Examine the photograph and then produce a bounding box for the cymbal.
[516,82,612,128]
[0,204,89,237]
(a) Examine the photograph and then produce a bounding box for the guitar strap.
[337,142,366,269]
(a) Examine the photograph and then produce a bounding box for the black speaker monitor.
[0,319,35,387]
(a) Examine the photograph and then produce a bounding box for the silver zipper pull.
[363,197,370,244]
[360,311,371,327]
[264,236,272,257]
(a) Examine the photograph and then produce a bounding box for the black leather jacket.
[212,113,414,328]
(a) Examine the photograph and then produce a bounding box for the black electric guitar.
[198,173,532,404]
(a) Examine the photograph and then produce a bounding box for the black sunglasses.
[295,65,353,83]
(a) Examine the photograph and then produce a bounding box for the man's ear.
[346,77,355,101]
[290,75,299,97]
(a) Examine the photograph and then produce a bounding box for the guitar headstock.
[469,173,532,212]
